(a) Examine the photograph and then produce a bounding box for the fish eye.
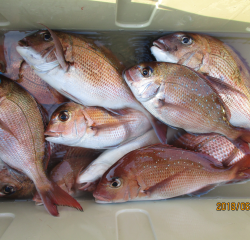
[2,185,16,195]
[58,110,69,122]
[110,178,122,188]
[141,67,153,78]
[43,32,52,42]
[181,36,193,45]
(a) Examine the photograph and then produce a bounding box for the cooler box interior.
[1,0,250,239]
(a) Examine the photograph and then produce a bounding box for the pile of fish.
[0,28,250,216]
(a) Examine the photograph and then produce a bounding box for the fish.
[15,27,168,144]
[170,132,246,166]
[0,159,35,199]
[93,144,250,203]
[33,147,104,204]
[77,129,160,185]
[0,34,23,80]
[17,61,69,113]
[0,76,82,216]
[45,102,151,149]
[123,62,250,148]
[151,32,250,129]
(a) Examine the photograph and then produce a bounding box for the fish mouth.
[93,193,112,203]
[44,131,61,137]
[18,39,28,47]
[152,40,167,51]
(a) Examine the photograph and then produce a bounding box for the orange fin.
[151,118,168,144]
[39,24,69,72]
[232,154,250,181]
[38,182,83,217]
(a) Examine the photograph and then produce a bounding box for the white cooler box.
[0,0,250,239]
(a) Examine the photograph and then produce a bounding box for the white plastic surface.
[1,0,250,239]
[1,197,250,240]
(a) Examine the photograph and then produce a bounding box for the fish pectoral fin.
[144,170,188,196]
[40,24,69,72]
[88,120,131,138]
[188,184,218,197]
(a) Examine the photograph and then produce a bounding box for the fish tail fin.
[230,155,250,182]
[38,182,83,217]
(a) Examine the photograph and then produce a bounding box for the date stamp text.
[216,202,250,211]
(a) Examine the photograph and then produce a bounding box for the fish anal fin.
[38,181,83,217]
[39,24,69,72]
[188,184,217,197]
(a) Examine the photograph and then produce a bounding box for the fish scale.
[124,62,247,142]
[170,133,245,165]
[94,144,249,203]
[45,102,151,149]
[16,30,168,144]
[18,62,68,108]
[0,76,83,216]
[151,32,250,128]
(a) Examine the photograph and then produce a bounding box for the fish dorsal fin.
[188,184,217,197]
[39,24,69,72]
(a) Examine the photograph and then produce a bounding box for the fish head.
[123,62,163,102]
[0,164,35,199]
[45,102,88,145]
[16,30,59,70]
[93,159,139,203]
[151,32,204,63]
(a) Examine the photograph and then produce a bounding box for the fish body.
[93,144,247,203]
[0,159,35,199]
[33,148,103,206]
[170,133,246,166]
[45,102,151,149]
[77,129,160,184]
[151,32,250,128]
[16,29,167,143]
[18,61,68,109]
[0,35,23,80]
[0,76,82,216]
[123,62,250,144]
[16,30,141,110]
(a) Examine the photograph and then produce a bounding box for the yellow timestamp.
[216,202,250,211]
